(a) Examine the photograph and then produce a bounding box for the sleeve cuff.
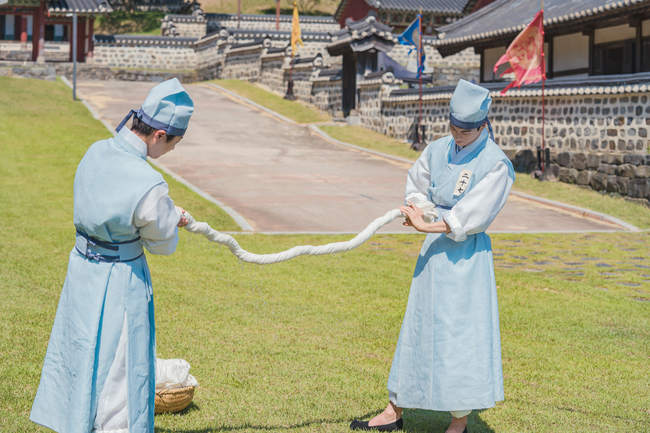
[443,211,467,242]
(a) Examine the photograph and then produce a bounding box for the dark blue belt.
[75,230,144,263]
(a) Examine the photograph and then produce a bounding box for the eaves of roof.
[436,0,650,55]
[384,71,650,102]
[335,0,468,21]
[47,0,112,14]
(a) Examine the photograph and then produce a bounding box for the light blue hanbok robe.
[387,131,515,411]
[30,132,172,433]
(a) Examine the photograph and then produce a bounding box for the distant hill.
[200,0,340,16]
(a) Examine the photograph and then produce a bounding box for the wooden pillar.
[634,18,642,73]
[477,47,484,83]
[87,17,94,63]
[546,37,554,79]
[585,27,594,75]
[32,2,45,62]
[68,22,73,61]
[76,16,85,62]
[341,52,357,115]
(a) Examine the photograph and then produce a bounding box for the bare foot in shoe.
[445,415,467,433]
[368,401,402,427]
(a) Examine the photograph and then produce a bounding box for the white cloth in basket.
[155,358,199,390]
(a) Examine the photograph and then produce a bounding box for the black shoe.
[350,418,403,431]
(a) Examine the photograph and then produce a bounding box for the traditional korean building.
[436,0,650,82]
[333,0,495,34]
[0,0,111,62]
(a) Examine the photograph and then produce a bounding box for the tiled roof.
[94,35,197,45]
[47,0,111,14]
[384,72,650,101]
[366,0,467,13]
[335,0,468,20]
[228,29,332,41]
[206,13,338,23]
[328,15,396,55]
[437,0,650,52]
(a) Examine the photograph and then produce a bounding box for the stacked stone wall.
[221,49,264,80]
[312,80,341,114]
[377,93,650,155]
[94,44,197,70]
[358,84,384,131]
[260,57,285,93]
[173,21,207,38]
[290,69,314,102]
[549,151,650,206]
[205,16,340,33]
[195,38,225,80]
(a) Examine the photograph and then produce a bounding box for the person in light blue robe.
[30,78,195,433]
[351,80,515,433]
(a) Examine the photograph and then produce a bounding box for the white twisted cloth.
[182,209,405,265]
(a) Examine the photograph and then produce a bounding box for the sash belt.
[75,230,144,263]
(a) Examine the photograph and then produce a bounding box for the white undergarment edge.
[94,314,129,433]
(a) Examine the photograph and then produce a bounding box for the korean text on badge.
[453,169,473,197]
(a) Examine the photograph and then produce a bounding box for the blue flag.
[398,15,426,78]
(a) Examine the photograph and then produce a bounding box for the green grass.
[512,174,650,229]
[1,77,649,432]
[201,0,339,16]
[321,125,422,161]
[94,11,164,36]
[212,79,331,124]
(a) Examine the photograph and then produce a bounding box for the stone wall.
[195,35,225,81]
[312,80,341,114]
[94,41,197,71]
[260,56,285,93]
[172,21,207,39]
[549,151,650,206]
[204,14,340,34]
[376,92,650,156]
[221,47,264,80]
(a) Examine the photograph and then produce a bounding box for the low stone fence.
[549,151,650,205]
[94,35,198,71]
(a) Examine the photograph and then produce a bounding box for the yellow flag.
[291,3,303,55]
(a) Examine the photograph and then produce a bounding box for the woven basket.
[155,386,195,414]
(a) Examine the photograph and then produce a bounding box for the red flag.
[493,11,545,95]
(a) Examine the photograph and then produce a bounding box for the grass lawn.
[94,11,164,36]
[1,77,649,433]
[321,125,422,161]
[200,0,339,15]
[211,79,331,124]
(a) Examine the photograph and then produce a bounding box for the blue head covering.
[449,79,494,140]
[116,78,194,136]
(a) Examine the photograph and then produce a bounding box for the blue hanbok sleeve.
[134,182,180,255]
[443,161,513,242]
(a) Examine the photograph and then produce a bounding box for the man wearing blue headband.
[31,78,194,433]
[351,80,515,433]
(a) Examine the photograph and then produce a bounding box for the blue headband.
[449,113,494,141]
[116,108,188,136]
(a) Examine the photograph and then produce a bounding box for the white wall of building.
[553,33,589,72]
[595,24,636,44]
[643,20,650,36]
[483,46,506,81]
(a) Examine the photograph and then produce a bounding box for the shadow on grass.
[403,409,495,433]
[155,408,496,432]
[155,409,381,432]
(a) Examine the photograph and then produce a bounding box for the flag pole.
[540,0,551,181]
[417,8,423,149]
